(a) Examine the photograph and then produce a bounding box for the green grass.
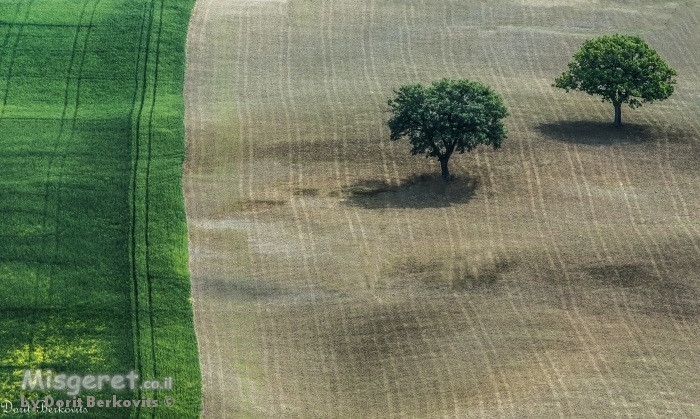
[0,0,200,417]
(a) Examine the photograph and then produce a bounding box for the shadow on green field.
[536,120,653,145]
[342,173,479,209]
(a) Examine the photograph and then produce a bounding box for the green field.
[0,1,200,417]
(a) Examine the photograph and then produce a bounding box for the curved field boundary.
[0,1,200,417]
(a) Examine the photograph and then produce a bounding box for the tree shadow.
[341,173,479,209]
[535,120,653,145]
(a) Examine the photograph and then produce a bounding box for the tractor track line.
[128,0,157,416]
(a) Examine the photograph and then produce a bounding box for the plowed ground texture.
[184,0,700,417]
[0,1,200,417]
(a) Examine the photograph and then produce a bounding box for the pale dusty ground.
[184,0,700,417]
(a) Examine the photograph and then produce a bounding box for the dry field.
[183,0,700,417]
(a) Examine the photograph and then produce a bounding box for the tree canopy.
[387,78,508,181]
[553,34,677,127]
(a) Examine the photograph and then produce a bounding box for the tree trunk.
[440,158,451,181]
[613,102,622,127]
[440,143,455,181]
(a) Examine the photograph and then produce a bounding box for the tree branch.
[427,135,444,159]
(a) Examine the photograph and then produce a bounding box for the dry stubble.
[184,0,700,417]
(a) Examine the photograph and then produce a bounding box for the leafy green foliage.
[387,78,508,180]
[0,1,200,417]
[554,34,676,125]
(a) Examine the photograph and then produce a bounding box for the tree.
[553,34,677,127]
[386,78,508,181]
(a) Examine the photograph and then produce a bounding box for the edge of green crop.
[129,0,201,417]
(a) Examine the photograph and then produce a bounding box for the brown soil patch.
[184,0,700,417]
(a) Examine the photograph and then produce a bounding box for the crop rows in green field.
[0,1,200,417]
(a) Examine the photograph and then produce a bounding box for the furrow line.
[482,35,543,419]
[362,0,398,288]
[271,3,292,412]
[656,11,700,239]
[49,0,101,360]
[244,6,283,417]
[256,301,277,416]
[126,0,150,409]
[367,0,392,187]
[144,3,166,415]
[272,6,332,413]
[410,295,451,416]
[472,152,524,417]
[391,303,422,416]
[471,296,516,419]
[599,144,679,411]
[483,39,552,418]
[480,131,568,419]
[0,1,25,116]
[237,8,276,415]
[398,2,419,253]
[467,32,553,415]
[426,125,480,415]
[23,0,88,396]
[129,1,157,413]
[443,1,461,80]
[42,0,92,314]
[620,117,697,348]
[351,1,382,289]
[323,0,373,292]
[424,296,465,417]
[530,31,628,415]
[457,298,506,418]
[402,4,419,81]
[529,28,638,416]
[297,2,340,412]
[320,2,410,411]
[549,65,620,419]
[231,8,249,414]
[0,0,35,117]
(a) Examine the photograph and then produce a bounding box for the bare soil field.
[184,0,700,417]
